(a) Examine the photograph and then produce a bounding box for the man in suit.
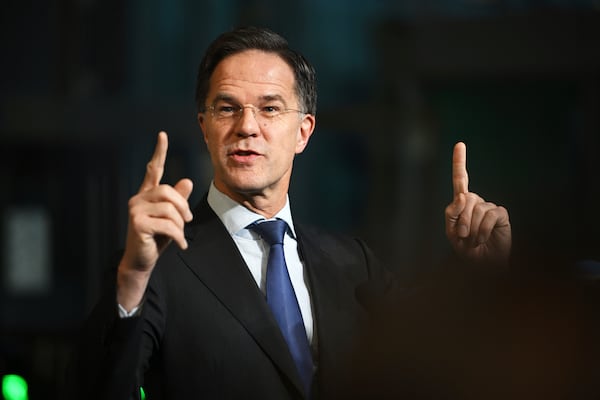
[67,26,511,399]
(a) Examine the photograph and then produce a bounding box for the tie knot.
[248,219,288,246]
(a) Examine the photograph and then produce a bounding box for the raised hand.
[117,132,193,310]
[444,142,511,265]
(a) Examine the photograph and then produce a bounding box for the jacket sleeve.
[64,266,150,400]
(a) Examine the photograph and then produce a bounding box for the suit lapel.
[178,199,305,397]
[296,224,366,394]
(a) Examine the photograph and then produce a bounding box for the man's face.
[198,50,315,206]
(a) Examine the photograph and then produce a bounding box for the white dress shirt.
[207,183,315,343]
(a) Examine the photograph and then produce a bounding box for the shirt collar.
[207,182,297,239]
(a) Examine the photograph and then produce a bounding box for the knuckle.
[129,191,148,205]
[465,192,481,202]
[155,184,167,195]
[158,184,176,198]
[129,213,145,229]
[485,206,500,218]
[147,160,162,170]
[128,202,144,219]
[127,196,138,208]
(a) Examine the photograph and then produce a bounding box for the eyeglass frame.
[203,103,307,123]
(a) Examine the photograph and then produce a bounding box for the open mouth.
[229,149,261,163]
[232,150,258,156]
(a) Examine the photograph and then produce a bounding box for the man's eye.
[218,106,236,113]
[262,106,281,114]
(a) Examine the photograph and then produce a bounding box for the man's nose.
[236,106,260,137]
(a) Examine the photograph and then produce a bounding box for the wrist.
[116,261,152,312]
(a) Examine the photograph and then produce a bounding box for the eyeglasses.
[205,104,306,124]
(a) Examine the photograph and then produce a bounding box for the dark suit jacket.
[66,198,392,400]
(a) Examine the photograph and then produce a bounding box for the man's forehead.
[208,50,296,96]
[216,49,290,68]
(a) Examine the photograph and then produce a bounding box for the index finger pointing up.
[452,141,469,195]
[140,131,169,192]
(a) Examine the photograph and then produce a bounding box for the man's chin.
[217,178,266,197]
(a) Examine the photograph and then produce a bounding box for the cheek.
[204,128,227,154]
[278,137,298,156]
[204,136,223,161]
[203,136,214,155]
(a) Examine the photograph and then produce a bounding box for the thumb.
[174,178,194,222]
[175,178,194,200]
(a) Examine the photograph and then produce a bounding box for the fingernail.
[457,225,468,238]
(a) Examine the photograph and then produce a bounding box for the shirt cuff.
[117,303,142,318]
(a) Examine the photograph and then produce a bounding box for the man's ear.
[295,114,316,154]
[197,113,209,144]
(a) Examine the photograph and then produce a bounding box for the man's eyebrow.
[259,94,286,104]
[212,93,238,104]
[211,93,288,105]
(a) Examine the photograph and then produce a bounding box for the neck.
[214,183,287,219]
[239,196,286,219]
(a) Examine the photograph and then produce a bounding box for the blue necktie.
[249,219,313,397]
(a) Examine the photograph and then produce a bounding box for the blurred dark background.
[1,0,599,398]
